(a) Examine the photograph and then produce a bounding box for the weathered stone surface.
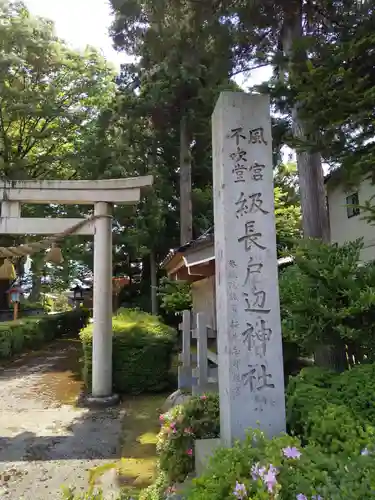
[195,438,221,477]
[212,92,286,446]
[161,389,191,413]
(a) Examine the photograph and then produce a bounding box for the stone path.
[0,342,124,499]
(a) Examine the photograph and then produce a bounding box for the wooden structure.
[162,228,292,333]
[178,310,218,395]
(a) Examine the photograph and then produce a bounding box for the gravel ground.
[0,345,125,499]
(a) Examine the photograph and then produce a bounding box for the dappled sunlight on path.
[0,339,124,499]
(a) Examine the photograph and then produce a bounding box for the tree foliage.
[0,0,116,180]
[280,239,375,370]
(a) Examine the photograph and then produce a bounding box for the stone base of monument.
[77,392,120,408]
[194,438,221,476]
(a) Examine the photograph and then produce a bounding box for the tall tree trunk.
[0,279,10,310]
[179,114,193,245]
[147,146,159,316]
[282,2,330,242]
[150,250,158,315]
[282,3,340,370]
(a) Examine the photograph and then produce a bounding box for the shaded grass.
[118,393,167,497]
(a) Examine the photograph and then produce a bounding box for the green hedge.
[0,309,90,359]
[286,365,375,455]
[140,364,375,499]
[80,308,177,394]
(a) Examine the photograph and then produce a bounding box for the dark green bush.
[279,239,375,369]
[0,309,90,359]
[330,363,375,423]
[158,277,192,315]
[80,308,176,394]
[287,366,375,455]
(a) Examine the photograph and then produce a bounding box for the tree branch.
[230,62,271,78]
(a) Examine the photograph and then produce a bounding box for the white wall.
[327,176,375,262]
[191,276,216,329]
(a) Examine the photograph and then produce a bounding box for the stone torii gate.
[0,176,153,405]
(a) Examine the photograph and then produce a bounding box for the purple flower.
[361,448,370,456]
[283,446,302,459]
[296,495,308,500]
[262,465,278,493]
[251,463,266,480]
[233,481,247,499]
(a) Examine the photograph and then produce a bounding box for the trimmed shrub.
[0,309,90,359]
[186,429,375,500]
[80,308,176,394]
[330,362,375,424]
[287,366,375,455]
[157,393,220,484]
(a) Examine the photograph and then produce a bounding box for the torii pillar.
[0,176,153,405]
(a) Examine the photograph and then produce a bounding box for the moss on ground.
[118,394,167,497]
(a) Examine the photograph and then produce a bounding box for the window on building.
[346,192,360,218]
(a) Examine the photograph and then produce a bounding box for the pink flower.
[186,448,193,456]
[200,394,207,400]
[159,414,164,423]
[166,485,177,494]
[184,427,194,435]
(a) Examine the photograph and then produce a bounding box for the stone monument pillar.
[212,92,285,446]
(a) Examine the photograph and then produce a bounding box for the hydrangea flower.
[296,495,307,500]
[283,446,302,459]
[200,394,207,400]
[233,481,247,499]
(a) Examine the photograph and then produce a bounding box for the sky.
[24,0,133,69]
